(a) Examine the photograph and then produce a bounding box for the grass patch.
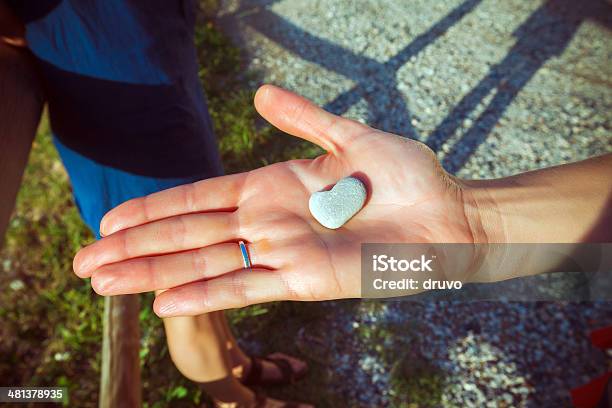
[354,302,446,407]
[0,5,324,407]
[0,117,101,407]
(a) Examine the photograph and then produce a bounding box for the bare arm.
[460,154,612,283]
[72,86,611,315]
[466,154,612,244]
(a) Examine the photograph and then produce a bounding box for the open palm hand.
[73,85,480,316]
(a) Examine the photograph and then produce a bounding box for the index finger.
[100,172,247,236]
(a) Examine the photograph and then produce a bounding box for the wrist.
[452,179,504,283]
[458,178,507,244]
[461,158,611,244]
[455,164,609,283]
[460,172,580,244]
[451,155,612,283]
[458,178,536,283]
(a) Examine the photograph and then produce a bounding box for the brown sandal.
[241,354,308,387]
[253,389,302,408]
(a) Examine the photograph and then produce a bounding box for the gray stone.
[309,177,367,229]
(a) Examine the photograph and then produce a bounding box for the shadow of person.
[218,0,483,140]
[426,0,612,174]
[218,0,610,176]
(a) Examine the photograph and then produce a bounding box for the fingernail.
[99,216,123,237]
[91,275,114,294]
[74,256,92,276]
[99,218,110,237]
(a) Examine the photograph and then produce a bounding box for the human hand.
[0,1,26,47]
[73,85,489,316]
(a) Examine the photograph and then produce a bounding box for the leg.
[17,0,308,404]
[164,310,311,407]
[213,312,251,375]
[213,312,308,385]
[162,311,255,405]
[0,35,43,245]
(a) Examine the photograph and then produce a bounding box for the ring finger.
[90,240,277,295]
[74,211,240,277]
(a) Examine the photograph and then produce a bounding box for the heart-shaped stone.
[309,176,367,229]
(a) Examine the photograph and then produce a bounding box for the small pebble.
[309,176,367,229]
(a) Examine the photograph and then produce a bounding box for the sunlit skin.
[73,85,483,316]
[73,85,611,317]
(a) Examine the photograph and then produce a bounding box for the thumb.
[254,84,369,155]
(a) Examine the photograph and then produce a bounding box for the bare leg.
[213,312,308,384]
[159,290,311,407]
[212,312,250,372]
[162,311,254,405]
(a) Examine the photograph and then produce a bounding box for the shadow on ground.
[205,0,612,406]
[217,0,611,173]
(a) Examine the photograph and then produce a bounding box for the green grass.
[0,114,102,407]
[0,5,428,407]
[0,7,329,408]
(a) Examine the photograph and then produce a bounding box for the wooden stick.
[100,295,142,408]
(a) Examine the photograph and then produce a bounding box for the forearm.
[0,40,44,243]
[461,155,611,282]
[466,154,611,244]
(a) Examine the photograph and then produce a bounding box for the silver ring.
[238,240,252,270]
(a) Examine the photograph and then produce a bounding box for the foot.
[235,353,308,386]
[253,396,314,408]
[214,390,314,408]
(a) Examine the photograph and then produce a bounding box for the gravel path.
[216,0,612,406]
